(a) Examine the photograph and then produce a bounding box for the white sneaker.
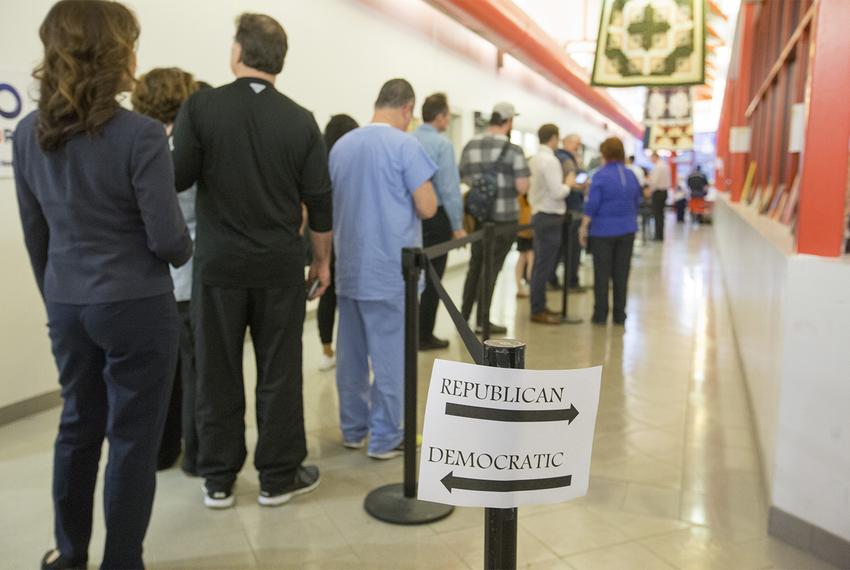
[319,354,336,371]
[368,443,404,460]
[343,437,366,449]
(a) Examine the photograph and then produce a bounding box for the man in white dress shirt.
[648,152,671,241]
[528,124,574,324]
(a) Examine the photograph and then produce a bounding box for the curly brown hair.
[34,0,140,151]
[132,68,197,125]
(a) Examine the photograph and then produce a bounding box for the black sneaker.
[258,465,321,507]
[419,336,449,351]
[41,549,86,570]
[202,484,235,509]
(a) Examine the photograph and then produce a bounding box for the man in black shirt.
[172,13,331,509]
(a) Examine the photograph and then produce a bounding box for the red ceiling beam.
[424,0,644,138]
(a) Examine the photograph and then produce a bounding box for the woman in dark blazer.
[13,2,192,569]
[579,137,643,325]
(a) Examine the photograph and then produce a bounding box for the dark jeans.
[317,250,337,345]
[193,283,307,494]
[530,212,563,314]
[420,207,452,340]
[47,293,178,570]
[591,234,635,323]
[566,214,582,287]
[675,198,687,222]
[461,220,515,325]
[651,190,668,240]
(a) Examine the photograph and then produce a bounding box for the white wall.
[0,0,625,410]
[715,196,850,542]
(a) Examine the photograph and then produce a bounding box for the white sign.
[418,359,602,509]
[787,103,806,154]
[729,126,752,153]
[1,67,36,179]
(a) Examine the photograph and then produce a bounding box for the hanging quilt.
[591,0,706,87]
[644,87,694,151]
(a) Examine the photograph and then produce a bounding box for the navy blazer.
[13,109,192,304]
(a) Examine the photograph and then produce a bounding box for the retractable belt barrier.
[364,213,584,535]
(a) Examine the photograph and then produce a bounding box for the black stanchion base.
[561,315,583,324]
[364,483,454,525]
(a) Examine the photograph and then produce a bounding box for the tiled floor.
[0,219,838,569]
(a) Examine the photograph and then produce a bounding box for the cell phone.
[306,279,321,300]
[575,172,588,185]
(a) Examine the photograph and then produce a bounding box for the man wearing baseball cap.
[459,102,531,334]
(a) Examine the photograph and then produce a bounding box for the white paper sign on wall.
[729,126,752,153]
[1,67,36,180]
[418,359,602,509]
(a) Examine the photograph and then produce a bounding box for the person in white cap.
[459,102,531,334]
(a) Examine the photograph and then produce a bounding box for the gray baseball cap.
[492,102,518,121]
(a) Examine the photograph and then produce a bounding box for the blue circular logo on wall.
[0,83,23,120]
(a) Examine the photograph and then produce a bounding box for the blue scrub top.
[330,123,437,300]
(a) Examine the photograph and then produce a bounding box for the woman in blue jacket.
[578,137,643,325]
[13,2,192,568]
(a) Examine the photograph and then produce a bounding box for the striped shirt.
[459,134,530,222]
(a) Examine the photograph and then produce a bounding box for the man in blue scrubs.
[329,79,437,459]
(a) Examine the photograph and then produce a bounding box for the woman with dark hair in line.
[578,137,643,326]
[315,113,359,371]
[13,2,192,568]
[132,68,209,474]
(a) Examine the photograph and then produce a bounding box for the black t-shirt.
[172,77,331,288]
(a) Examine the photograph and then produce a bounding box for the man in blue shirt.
[329,79,437,459]
[412,93,466,351]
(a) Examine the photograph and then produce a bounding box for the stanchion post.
[482,339,525,570]
[481,222,496,341]
[362,247,454,525]
[402,247,419,498]
[561,213,582,324]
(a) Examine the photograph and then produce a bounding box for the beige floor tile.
[439,525,560,569]
[621,482,683,519]
[563,541,675,570]
[520,507,629,557]
[146,528,258,569]
[246,513,355,567]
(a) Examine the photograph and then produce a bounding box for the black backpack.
[465,142,510,223]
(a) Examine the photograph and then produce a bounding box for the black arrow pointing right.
[441,471,573,493]
[445,402,579,423]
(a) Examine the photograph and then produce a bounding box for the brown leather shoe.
[531,312,561,325]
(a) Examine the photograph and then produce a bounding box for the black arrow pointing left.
[441,471,572,493]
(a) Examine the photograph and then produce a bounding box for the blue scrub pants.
[335,295,404,454]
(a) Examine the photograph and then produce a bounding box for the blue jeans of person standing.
[46,293,178,570]
[530,212,564,314]
[335,295,404,454]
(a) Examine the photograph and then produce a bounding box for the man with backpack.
[459,102,530,334]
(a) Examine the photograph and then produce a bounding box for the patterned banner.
[591,0,706,87]
[644,86,694,151]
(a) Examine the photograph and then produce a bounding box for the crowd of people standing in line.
[11,2,689,569]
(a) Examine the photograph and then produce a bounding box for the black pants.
[461,220,515,325]
[651,190,667,240]
[46,293,178,570]
[193,283,307,494]
[530,212,563,314]
[591,234,635,323]
[566,214,582,287]
[317,249,337,345]
[420,207,452,340]
[157,301,196,471]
